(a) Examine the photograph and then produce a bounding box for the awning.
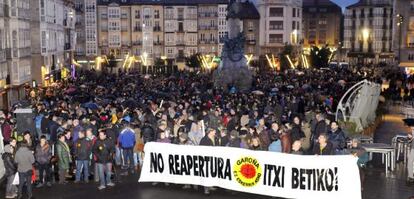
[399,62,414,67]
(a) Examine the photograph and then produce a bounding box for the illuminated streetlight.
[361,28,370,42]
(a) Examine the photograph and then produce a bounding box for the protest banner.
[139,142,361,199]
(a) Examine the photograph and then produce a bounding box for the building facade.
[343,0,394,65]
[95,0,260,66]
[393,0,414,68]
[258,0,303,55]
[4,0,32,106]
[30,0,76,86]
[302,0,342,49]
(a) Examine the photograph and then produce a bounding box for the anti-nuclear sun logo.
[233,157,262,187]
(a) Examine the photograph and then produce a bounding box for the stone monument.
[213,0,253,92]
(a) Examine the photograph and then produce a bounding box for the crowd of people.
[0,65,404,198]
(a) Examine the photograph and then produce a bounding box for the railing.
[132,41,142,45]
[154,41,163,45]
[133,27,142,32]
[176,41,185,46]
[198,12,218,17]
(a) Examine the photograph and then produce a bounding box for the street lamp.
[361,28,370,42]
[397,14,404,63]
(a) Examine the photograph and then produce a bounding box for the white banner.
[139,142,361,199]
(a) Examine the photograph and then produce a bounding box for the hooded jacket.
[14,145,35,173]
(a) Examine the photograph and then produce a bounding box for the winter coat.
[301,123,312,151]
[312,142,334,155]
[328,128,346,151]
[291,124,305,142]
[56,140,71,170]
[93,138,115,164]
[35,143,52,165]
[268,140,282,152]
[141,124,156,143]
[312,120,327,140]
[72,125,84,144]
[259,130,271,149]
[75,137,92,161]
[14,146,35,173]
[118,128,136,148]
[280,133,292,153]
[48,121,60,142]
[2,152,17,177]
[199,136,215,146]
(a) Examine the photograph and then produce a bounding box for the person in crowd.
[72,119,83,144]
[188,120,204,145]
[312,113,327,144]
[93,130,116,190]
[301,120,312,153]
[3,144,17,198]
[291,116,305,142]
[199,128,217,195]
[279,126,292,153]
[250,136,264,151]
[56,133,71,184]
[406,127,414,184]
[291,140,303,155]
[14,141,35,199]
[348,138,368,190]
[327,121,346,153]
[74,130,92,183]
[118,122,136,175]
[312,133,333,155]
[35,135,52,187]
[268,130,282,152]
[23,131,34,151]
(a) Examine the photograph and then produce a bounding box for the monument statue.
[213,0,253,92]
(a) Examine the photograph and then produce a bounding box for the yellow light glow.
[245,54,253,65]
[122,53,130,69]
[265,54,279,70]
[285,55,295,69]
[362,28,370,41]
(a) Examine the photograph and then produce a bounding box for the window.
[269,34,283,43]
[269,8,283,17]
[292,8,296,17]
[135,10,140,19]
[41,31,47,54]
[154,10,160,19]
[269,21,283,30]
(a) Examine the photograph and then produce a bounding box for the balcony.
[101,41,108,46]
[177,16,184,21]
[154,41,163,45]
[64,43,71,50]
[209,40,217,44]
[122,42,131,46]
[133,27,142,32]
[199,40,206,44]
[63,19,67,26]
[199,25,218,30]
[198,12,218,18]
[247,40,256,45]
[121,14,128,19]
[101,14,107,19]
[132,41,142,46]
[153,26,162,32]
[176,41,185,46]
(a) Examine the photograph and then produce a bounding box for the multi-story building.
[239,1,260,55]
[198,3,219,56]
[258,0,303,55]
[75,0,98,62]
[0,0,8,108]
[343,0,394,65]
[302,0,342,49]
[30,0,76,86]
[393,0,414,69]
[4,0,32,104]
[218,4,228,55]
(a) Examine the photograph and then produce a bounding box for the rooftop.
[97,0,229,6]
